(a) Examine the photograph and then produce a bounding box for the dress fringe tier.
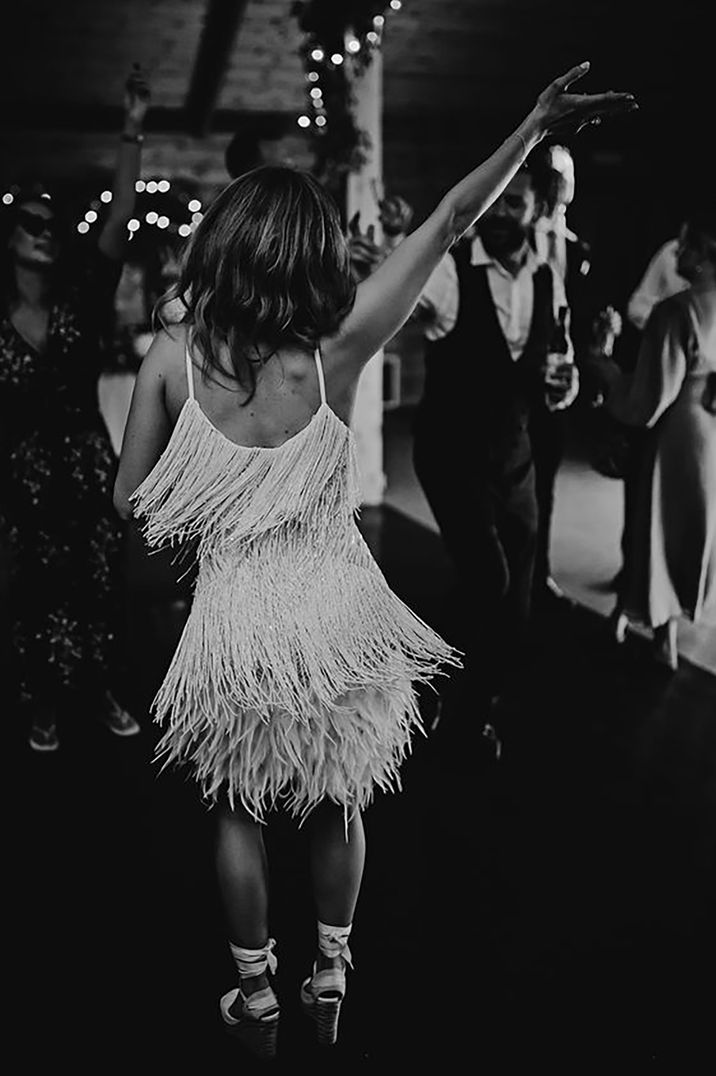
[130,349,461,821]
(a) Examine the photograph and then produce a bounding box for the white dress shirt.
[419,236,573,361]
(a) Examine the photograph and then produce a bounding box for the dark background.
[0,0,709,313]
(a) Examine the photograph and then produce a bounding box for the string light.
[2,192,13,205]
[294,2,403,176]
[69,176,207,242]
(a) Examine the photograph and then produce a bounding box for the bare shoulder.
[139,324,187,390]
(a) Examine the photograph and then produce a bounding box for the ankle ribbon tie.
[229,937,277,979]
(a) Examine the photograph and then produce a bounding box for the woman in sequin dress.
[0,67,150,750]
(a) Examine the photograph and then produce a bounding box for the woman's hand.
[124,63,151,130]
[347,214,384,282]
[531,62,637,141]
[379,194,414,240]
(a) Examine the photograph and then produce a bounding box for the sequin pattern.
[0,251,126,706]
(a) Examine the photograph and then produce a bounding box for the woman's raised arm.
[330,62,637,371]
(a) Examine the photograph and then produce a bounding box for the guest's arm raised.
[98,65,151,262]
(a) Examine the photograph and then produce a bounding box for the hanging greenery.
[291,0,402,184]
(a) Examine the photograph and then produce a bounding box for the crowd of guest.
[1,53,712,1066]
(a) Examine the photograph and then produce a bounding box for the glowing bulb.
[188,199,201,212]
[310,87,322,99]
[157,215,169,229]
[178,224,191,238]
[331,53,343,65]
[308,71,319,82]
[157,179,170,193]
[311,48,324,61]
[2,192,14,205]
[390,0,402,9]
[135,180,146,192]
[100,190,112,203]
[192,212,203,224]
[315,115,327,127]
[367,31,379,44]
[128,219,140,232]
[347,38,360,53]
[77,221,90,234]
[146,181,158,194]
[85,210,98,223]
[374,15,385,26]
[297,115,311,128]
[146,211,158,224]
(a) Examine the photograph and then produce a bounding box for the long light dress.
[607,289,716,628]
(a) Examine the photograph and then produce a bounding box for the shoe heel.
[314,995,342,1047]
[227,1012,279,1061]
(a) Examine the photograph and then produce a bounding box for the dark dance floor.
[8,506,716,1072]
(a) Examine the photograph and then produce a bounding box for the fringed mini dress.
[130,345,460,820]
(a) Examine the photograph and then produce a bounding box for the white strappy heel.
[300,942,352,1047]
[220,938,279,1061]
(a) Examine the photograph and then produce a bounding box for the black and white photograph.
[2,1,714,1070]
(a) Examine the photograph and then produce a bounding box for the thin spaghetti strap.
[313,346,327,407]
[185,341,195,401]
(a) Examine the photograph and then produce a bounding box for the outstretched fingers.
[551,60,591,93]
[583,90,638,116]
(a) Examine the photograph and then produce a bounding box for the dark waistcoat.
[415,245,554,480]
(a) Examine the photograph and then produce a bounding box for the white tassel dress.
[130,346,460,820]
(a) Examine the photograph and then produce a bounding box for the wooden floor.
[9,504,716,1072]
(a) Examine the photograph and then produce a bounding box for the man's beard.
[478,217,527,257]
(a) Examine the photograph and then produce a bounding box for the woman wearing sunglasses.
[0,66,150,751]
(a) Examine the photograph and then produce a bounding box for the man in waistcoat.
[413,161,579,750]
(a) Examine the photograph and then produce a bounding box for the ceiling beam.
[184,0,251,137]
[0,106,295,136]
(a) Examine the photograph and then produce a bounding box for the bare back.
[161,327,357,451]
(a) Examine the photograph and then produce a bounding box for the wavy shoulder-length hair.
[158,166,356,403]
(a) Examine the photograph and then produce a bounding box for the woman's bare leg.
[307,803,365,970]
[215,801,270,1007]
